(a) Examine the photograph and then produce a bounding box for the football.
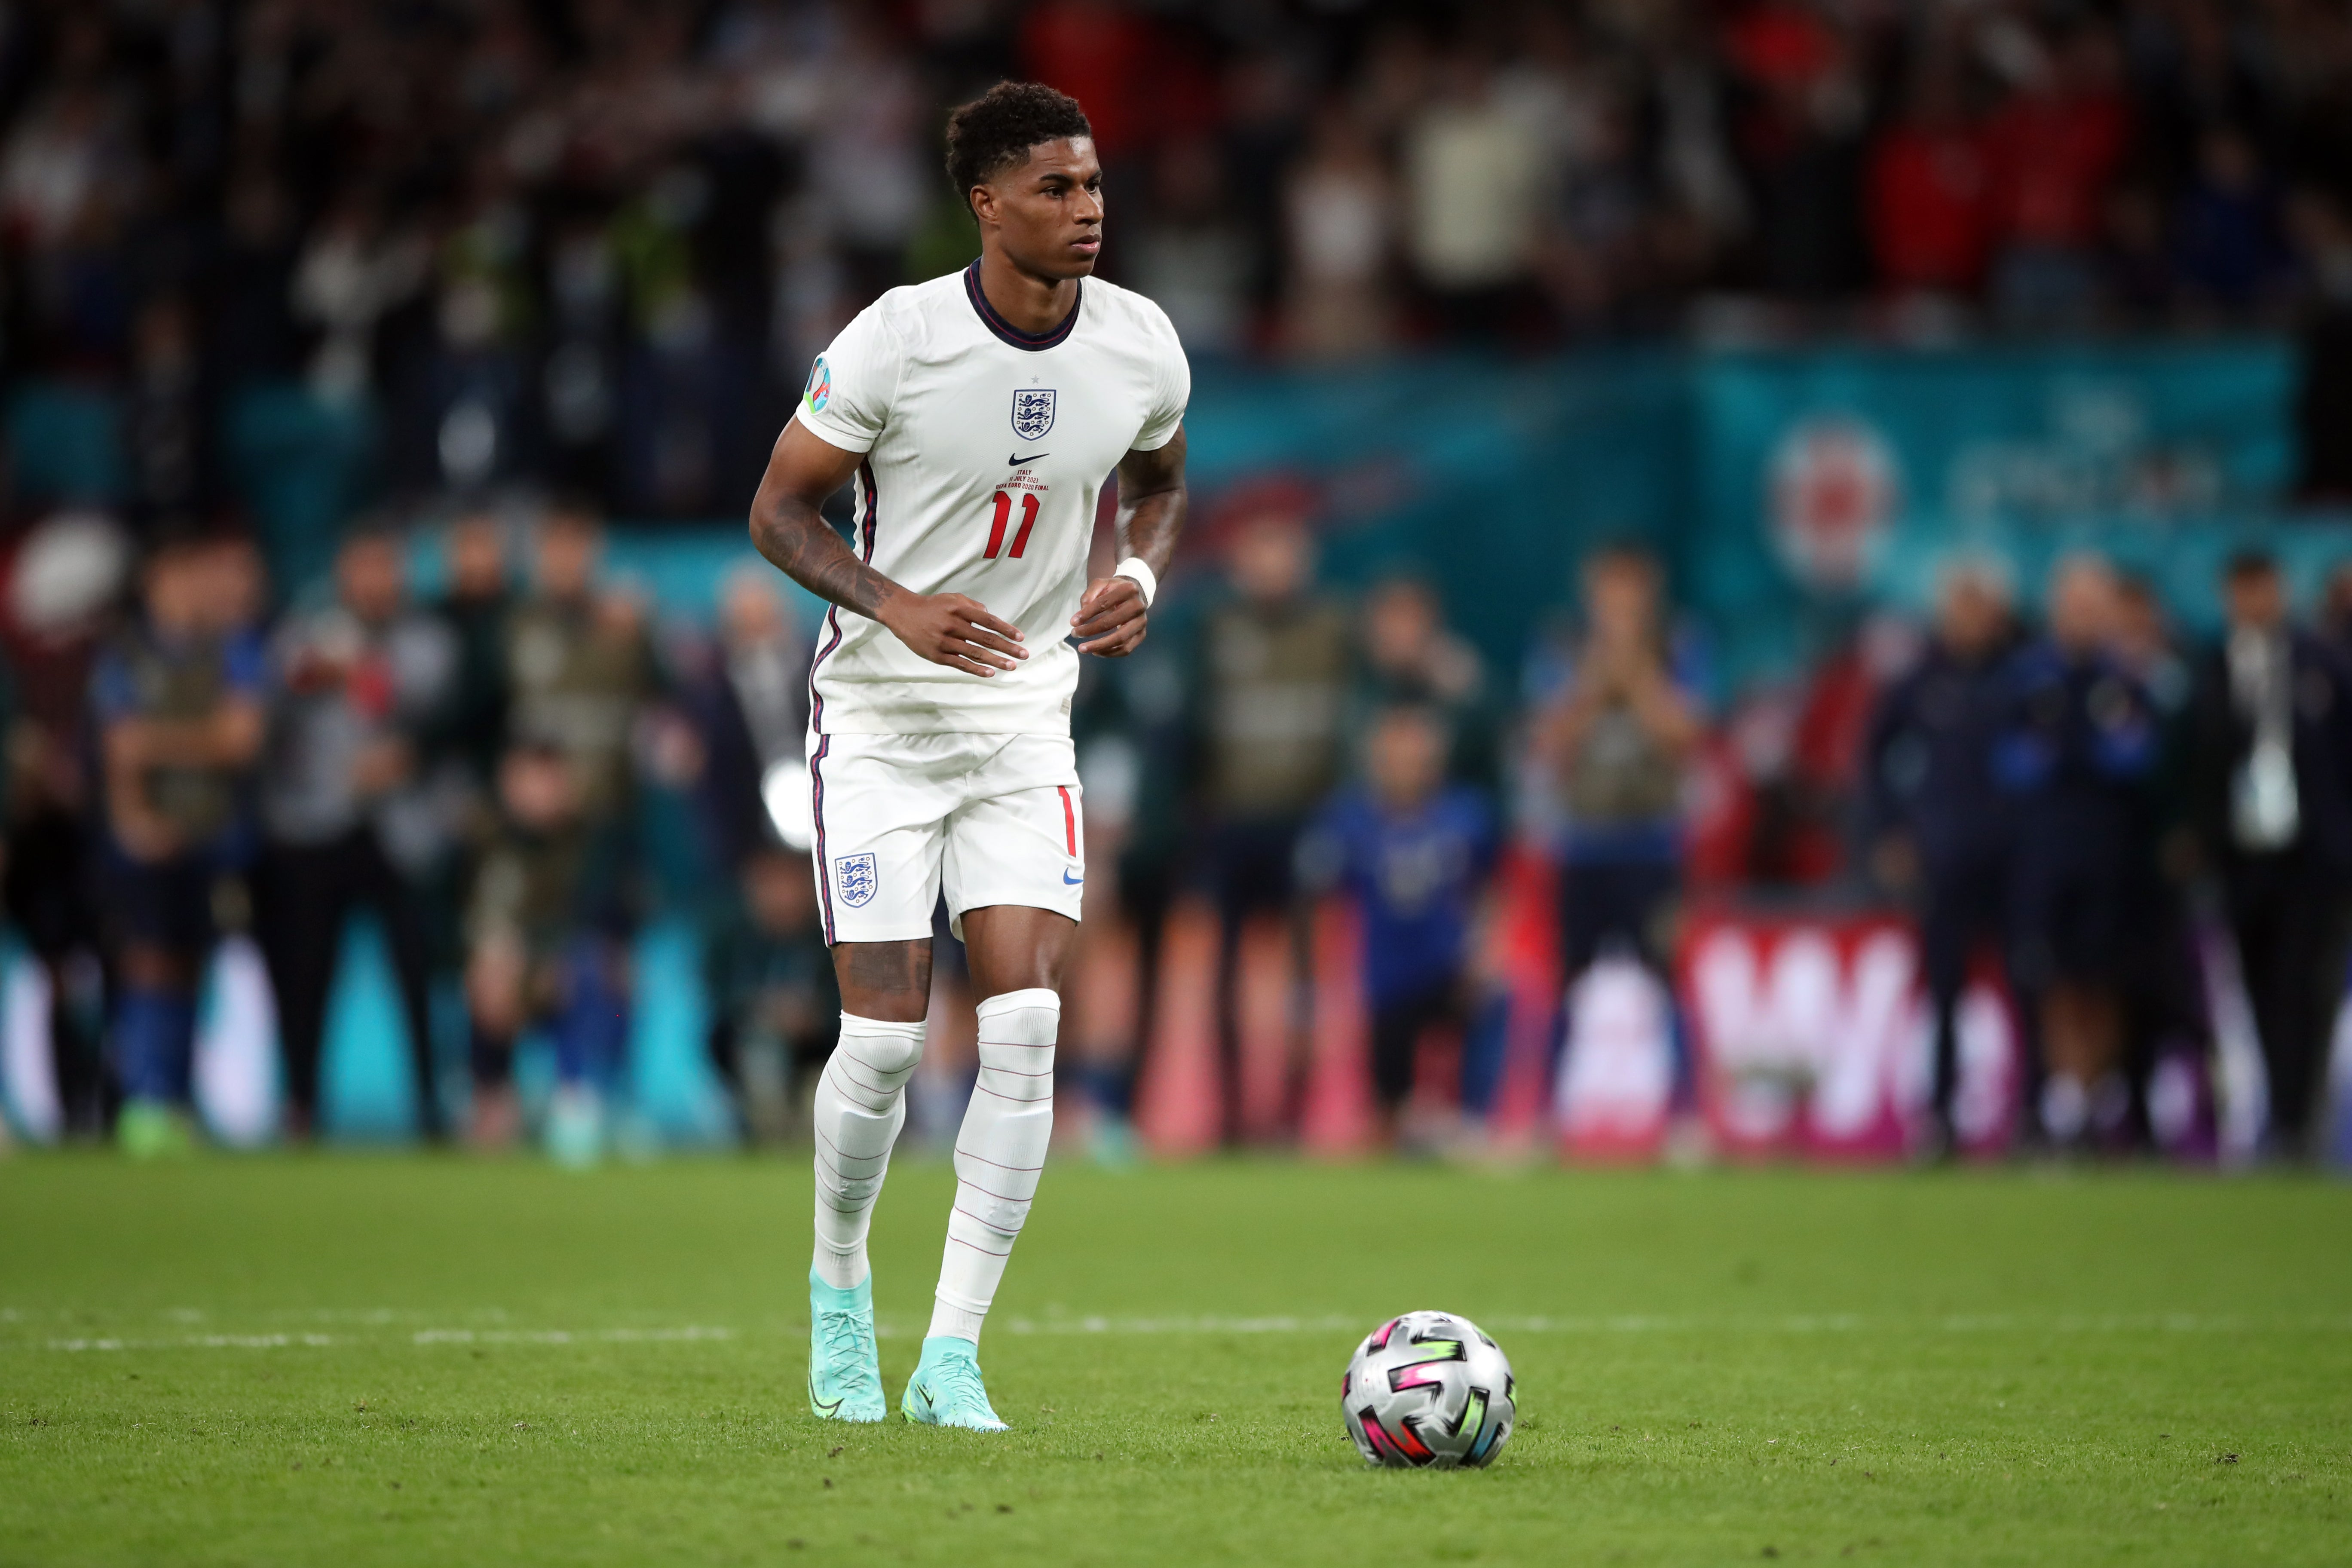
[1341,1311,1517,1469]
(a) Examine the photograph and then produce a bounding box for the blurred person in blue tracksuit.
[89,529,267,1155]
[1864,559,2021,1156]
[1299,704,1499,1149]
[1994,554,2161,1148]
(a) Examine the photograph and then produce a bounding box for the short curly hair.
[943,81,1092,214]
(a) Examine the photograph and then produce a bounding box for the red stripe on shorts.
[1056,785,1076,857]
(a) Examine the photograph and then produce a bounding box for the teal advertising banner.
[15,339,2313,693]
[1683,340,2312,677]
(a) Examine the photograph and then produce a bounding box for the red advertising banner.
[1678,911,2021,1160]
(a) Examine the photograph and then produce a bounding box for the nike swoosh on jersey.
[1063,869,1084,885]
[1009,451,1049,465]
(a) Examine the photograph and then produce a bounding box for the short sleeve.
[1132,313,1190,452]
[792,304,901,453]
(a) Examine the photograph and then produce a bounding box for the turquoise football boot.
[900,1336,1009,1431]
[807,1270,886,1422]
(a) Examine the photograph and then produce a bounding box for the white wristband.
[1112,557,1158,607]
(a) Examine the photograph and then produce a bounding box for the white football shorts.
[806,730,1084,945]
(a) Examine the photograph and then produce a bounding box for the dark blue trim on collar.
[964,261,1082,351]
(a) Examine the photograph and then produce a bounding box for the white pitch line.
[17,1312,2352,1352]
[411,1326,734,1345]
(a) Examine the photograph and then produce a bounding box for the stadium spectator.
[253,527,457,1143]
[1995,555,2159,1149]
[1,512,128,1139]
[1864,560,2020,1156]
[1353,570,1500,795]
[2110,570,2209,1148]
[462,740,632,1158]
[1281,101,1395,358]
[683,567,810,874]
[1724,0,1871,301]
[2171,126,2295,315]
[1982,21,2131,331]
[2188,552,2352,1158]
[1531,545,1702,991]
[1867,58,1993,300]
[89,531,266,1156]
[703,845,837,1145]
[434,512,516,793]
[1299,704,1498,1149]
[503,505,659,826]
[1402,50,1547,340]
[1191,507,1354,1145]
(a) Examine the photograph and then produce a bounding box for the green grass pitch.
[2,1154,2348,1566]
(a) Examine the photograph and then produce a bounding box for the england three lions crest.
[834,852,879,909]
[1011,388,1057,442]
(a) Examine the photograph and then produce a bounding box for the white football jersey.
[793,263,1189,737]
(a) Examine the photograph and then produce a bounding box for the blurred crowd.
[1102,515,2352,1163]
[6,484,2351,1164]
[6,0,2352,534]
[3,503,854,1157]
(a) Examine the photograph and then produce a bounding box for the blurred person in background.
[88,530,266,1156]
[1281,100,1394,358]
[1298,703,1498,1152]
[1995,555,2158,1149]
[1531,545,1702,997]
[683,567,808,873]
[1402,48,1547,340]
[2171,127,2294,318]
[1866,54,1992,306]
[435,512,515,794]
[1129,137,1255,358]
[2108,571,2208,1149]
[504,506,658,830]
[254,527,458,1143]
[1863,559,2019,1157]
[2189,551,2352,1159]
[1,511,133,1138]
[1353,570,1499,794]
[1982,20,2129,331]
[472,506,657,1153]
[703,844,837,1146]
[462,740,632,1160]
[1191,508,1352,1145]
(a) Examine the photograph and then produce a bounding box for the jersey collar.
[963,261,1082,351]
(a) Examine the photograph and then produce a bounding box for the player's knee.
[838,1025,924,1083]
[975,989,1060,1046]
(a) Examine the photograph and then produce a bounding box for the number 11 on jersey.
[984,490,1039,560]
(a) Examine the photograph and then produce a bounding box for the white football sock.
[929,989,1058,1344]
[811,1012,927,1290]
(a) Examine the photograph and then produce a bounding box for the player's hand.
[877,591,1027,677]
[1072,575,1147,657]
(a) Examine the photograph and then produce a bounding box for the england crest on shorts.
[834,852,878,909]
[1011,388,1056,441]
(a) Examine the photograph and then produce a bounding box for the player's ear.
[968,182,996,228]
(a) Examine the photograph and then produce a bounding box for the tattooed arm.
[748,419,1028,678]
[1071,425,1188,658]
